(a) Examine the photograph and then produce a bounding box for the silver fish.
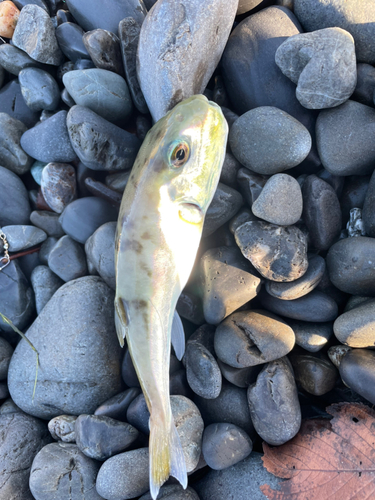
[114,94,228,499]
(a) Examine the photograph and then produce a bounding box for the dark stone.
[29,442,103,500]
[220,152,242,189]
[59,197,118,244]
[13,0,49,12]
[353,63,375,106]
[252,173,303,225]
[119,17,148,114]
[137,0,238,121]
[48,235,87,282]
[0,43,47,76]
[74,59,96,70]
[316,100,375,175]
[8,276,123,419]
[85,221,116,289]
[202,423,252,470]
[176,290,205,326]
[275,27,356,109]
[0,112,32,175]
[30,211,65,238]
[18,68,60,111]
[294,0,375,65]
[334,301,375,348]
[290,352,339,395]
[185,341,222,399]
[0,412,52,500]
[265,254,325,300]
[12,5,64,65]
[0,337,13,380]
[94,387,141,421]
[194,383,254,436]
[199,246,262,325]
[203,183,243,237]
[136,115,152,142]
[341,175,370,225]
[235,221,308,282]
[64,0,146,33]
[67,105,141,171]
[302,175,342,250]
[55,22,91,62]
[75,414,139,460]
[0,80,39,128]
[317,168,345,198]
[21,111,77,163]
[96,448,149,500]
[84,177,122,208]
[0,261,34,334]
[83,29,124,76]
[170,369,191,398]
[30,265,64,314]
[126,393,149,435]
[288,320,333,352]
[339,349,375,405]
[122,348,140,388]
[63,68,132,124]
[38,236,58,265]
[195,452,282,500]
[236,168,267,207]
[229,107,311,175]
[259,289,338,322]
[362,169,375,237]
[217,359,260,388]
[56,9,74,24]
[229,208,258,235]
[214,310,295,368]
[2,224,47,251]
[40,162,77,214]
[247,357,301,445]
[139,485,200,500]
[326,236,375,295]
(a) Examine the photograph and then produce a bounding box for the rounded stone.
[217,360,261,389]
[30,265,64,314]
[0,112,32,175]
[63,69,132,124]
[362,169,375,237]
[202,183,244,237]
[0,412,52,500]
[59,197,118,244]
[0,43,47,76]
[126,394,149,435]
[288,320,333,352]
[96,448,149,500]
[0,337,13,381]
[0,79,39,128]
[85,221,116,290]
[316,100,375,176]
[235,221,308,282]
[29,442,103,500]
[75,414,139,461]
[215,310,295,368]
[326,236,375,295]
[48,415,77,442]
[0,166,31,226]
[8,276,123,419]
[48,235,87,282]
[290,353,339,396]
[139,485,200,500]
[185,341,222,399]
[1,224,47,252]
[55,22,91,63]
[327,345,352,369]
[275,27,356,109]
[252,173,303,225]
[247,357,301,445]
[294,0,375,65]
[334,301,375,348]
[202,422,252,470]
[40,162,77,214]
[259,289,338,322]
[94,387,141,421]
[339,349,375,405]
[29,210,65,238]
[229,107,311,175]
[265,254,325,300]
[353,63,375,106]
[302,174,342,251]
[83,29,124,76]
[18,67,60,111]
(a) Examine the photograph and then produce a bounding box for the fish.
[114,94,228,499]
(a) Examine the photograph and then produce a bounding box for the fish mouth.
[179,202,204,224]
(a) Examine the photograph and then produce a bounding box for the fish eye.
[169,141,190,168]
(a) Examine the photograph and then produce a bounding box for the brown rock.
[0,1,19,38]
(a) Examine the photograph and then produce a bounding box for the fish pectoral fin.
[171,310,185,361]
[149,413,187,500]
[115,297,129,347]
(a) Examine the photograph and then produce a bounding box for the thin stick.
[0,313,39,400]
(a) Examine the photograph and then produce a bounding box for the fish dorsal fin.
[171,310,185,361]
[115,298,129,347]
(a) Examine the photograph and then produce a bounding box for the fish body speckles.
[114,94,228,499]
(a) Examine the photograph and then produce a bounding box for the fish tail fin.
[114,297,129,347]
[149,412,187,500]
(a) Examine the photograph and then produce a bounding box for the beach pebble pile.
[1,0,375,499]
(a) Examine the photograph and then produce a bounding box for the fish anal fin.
[149,413,187,500]
[115,297,129,347]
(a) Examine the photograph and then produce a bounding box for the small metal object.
[0,229,10,271]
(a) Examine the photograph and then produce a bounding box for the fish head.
[151,94,228,226]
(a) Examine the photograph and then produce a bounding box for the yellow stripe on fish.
[114,94,228,499]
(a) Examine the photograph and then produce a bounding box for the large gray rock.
[137,0,238,121]
[8,276,123,419]
[294,0,375,65]
[0,113,32,175]
[229,107,311,175]
[275,28,357,109]
[0,412,52,500]
[316,100,375,176]
[12,5,64,66]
